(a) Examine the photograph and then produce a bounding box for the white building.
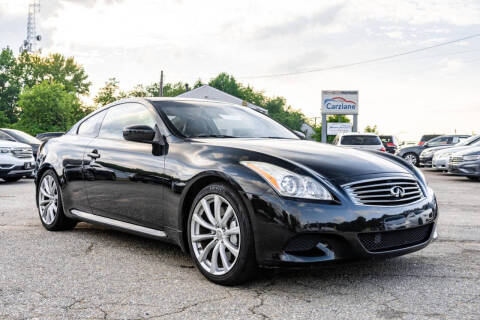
[177,85,268,114]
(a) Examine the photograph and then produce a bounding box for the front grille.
[343,177,424,206]
[358,224,432,252]
[12,147,33,158]
[449,156,463,164]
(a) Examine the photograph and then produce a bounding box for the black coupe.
[35,98,438,285]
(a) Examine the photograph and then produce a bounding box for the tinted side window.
[99,103,156,140]
[78,111,106,137]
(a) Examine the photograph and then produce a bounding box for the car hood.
[0,140,31,149]
[422,145,452,155]
[436,145,470,156]
[196,138,411,182]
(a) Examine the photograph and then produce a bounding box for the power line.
[241,33,480,79]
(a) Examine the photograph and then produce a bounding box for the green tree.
[208,73,240,97]
[364,125,379,134]
[0,48,23,123]
[17,51,91,95]
[14,81,83,135]
[0,48,91,124]
[94,78,126,106]
[163,82,188,97]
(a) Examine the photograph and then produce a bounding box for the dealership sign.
[327,122,353,135]
[322,91,359,115]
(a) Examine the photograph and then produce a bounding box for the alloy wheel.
[404,154,417,165]
[38,175,59,225]
[190,194,241,276]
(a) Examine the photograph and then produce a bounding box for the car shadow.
[68,222,433,287]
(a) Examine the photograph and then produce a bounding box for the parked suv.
[379,135,400,154]
[333,132,386,152]
[0,128,41,158]
[396,135,470,166]
[0,139,35,182]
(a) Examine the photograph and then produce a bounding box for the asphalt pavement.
[1,170,479,319]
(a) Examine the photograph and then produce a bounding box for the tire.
[467,176,480,181]
[3,177,21,182]
[187,183,257,285]
[403,153,419,167]
[37,169,77,231]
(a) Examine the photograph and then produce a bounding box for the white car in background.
[0,139,35,182]
[333,132,386,152]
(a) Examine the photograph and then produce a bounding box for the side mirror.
[294,130,306,140]
[123,125,155,143]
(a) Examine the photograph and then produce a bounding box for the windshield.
[155,101,299,139]
[341,135,382,145]
[2,129,41,144]
[456,135,480,146]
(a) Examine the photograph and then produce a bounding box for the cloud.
[254,4,345,40]
[272,49,328,73]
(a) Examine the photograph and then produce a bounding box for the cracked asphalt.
[1,169,479,319]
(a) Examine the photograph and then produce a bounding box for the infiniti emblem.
[390,186,406,198]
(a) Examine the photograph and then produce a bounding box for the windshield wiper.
[190,134,237,138]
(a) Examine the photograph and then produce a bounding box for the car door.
[60,110,108,214]
[83,102,167,229]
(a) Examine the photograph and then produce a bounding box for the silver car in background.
[432,135,480,171]
[333,132,386,152]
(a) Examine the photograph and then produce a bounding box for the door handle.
[87,150,100,159]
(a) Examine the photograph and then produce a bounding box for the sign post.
[321,90,359,143]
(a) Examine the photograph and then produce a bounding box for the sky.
[1,0,479,141]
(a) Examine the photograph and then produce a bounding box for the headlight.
[240,161,333,200]
[422,150,433,156]
[0,147,12,154]
[439,152,452,159]
[463,155,480,161]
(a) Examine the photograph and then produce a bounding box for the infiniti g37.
[35,98,438,285]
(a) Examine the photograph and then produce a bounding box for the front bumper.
[0,163,35,179]
[419,155,433,167]
[432,158,448,170]
[448,161,480,177]
[248,186,438,267]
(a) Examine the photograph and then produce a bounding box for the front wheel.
[403,153,419,167]
[187,183,257,285]
[37,170,77,231]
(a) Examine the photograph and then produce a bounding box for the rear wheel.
[403,153,419,166]
[187,183,256,285]
[37,170,77,231]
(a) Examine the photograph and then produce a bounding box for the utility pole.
[159,71,164,97]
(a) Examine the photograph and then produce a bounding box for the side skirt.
[70,209,167,238]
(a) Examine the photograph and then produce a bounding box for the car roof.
[339,132,378,136]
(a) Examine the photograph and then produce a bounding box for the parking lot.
[1,169,479,320]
